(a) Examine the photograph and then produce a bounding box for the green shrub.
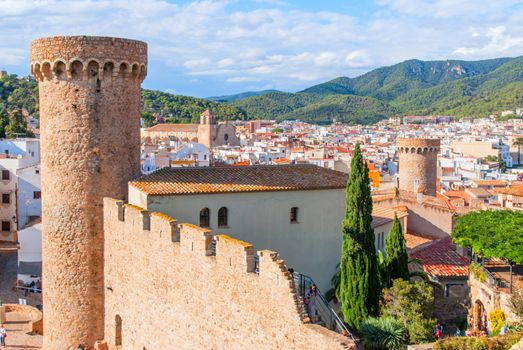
[433,337,487,350]
[359,317,409,350]
[433,332,523,350]
[470,262,487,283]
[484,332,523,350]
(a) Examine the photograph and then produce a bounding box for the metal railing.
[292,272,356,343]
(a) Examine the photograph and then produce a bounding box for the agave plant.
[359,317,409,350]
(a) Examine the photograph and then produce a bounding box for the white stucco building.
[127,164,406,290]
[0,139,40,241]
[17,220,42,284]
[128,164,347,290]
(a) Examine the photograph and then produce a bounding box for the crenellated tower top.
[30,36,147,82]
[396,138,440,154]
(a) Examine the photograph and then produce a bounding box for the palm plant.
[359,317,409,350]
[513,137,523,165]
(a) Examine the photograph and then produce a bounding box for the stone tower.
[396,138,440,196]
[197,109,216,148]
[30,36,147,349]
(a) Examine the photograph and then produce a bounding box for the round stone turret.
[30,36,147,349]
[396,138,440,197]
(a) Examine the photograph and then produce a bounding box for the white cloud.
[1,0,523,95]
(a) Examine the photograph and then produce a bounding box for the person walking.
[305,284,318,322]
[0,324,6,348]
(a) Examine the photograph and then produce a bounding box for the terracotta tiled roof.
[144,124,199,132]
[495,185,523,197]
[372,205,408,229]
[130,164,348,195]
[410,236,469,277]
[473,179,507,187]
[404,231,436,250]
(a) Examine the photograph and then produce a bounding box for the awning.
[18,261,42,276]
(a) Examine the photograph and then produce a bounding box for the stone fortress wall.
[103,198,354,350]
[30,36,146,349]
[397,138,440,197]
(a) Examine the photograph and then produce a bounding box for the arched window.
[200,208,210,227]
[115,315,122,346]
[218,207,228,227]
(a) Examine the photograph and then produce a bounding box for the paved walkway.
[1,243,42,349]
[2,312,42,349]
[0,243,41,307]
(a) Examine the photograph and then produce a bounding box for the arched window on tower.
[218,207,228,228]
[200,208,210,227]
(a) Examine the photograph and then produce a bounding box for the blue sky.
[2,0,523,97]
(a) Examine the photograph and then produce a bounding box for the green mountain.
[231,56,523,121]
[141,89,246,124]
[207,89,280,102]
[2,56,523,126]
[280,94,398,125]
[0,74,247,125]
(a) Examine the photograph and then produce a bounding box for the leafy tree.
[452,210,523,264]
[141,112,155,128]
[381,279,436,344]
[339,143,380,329]
[6,109,33,138]
[513,137,523,165]
[384,214,410,286]
[359,317,409,350]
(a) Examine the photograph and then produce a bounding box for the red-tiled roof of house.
[495,185,523,197]
[372,205,408,228]
[404,231,436,250]
[144,124,199,132]
[473,179,507,187]
[273,158,291,165]
[130,164,348,196]
[410,236,469,277]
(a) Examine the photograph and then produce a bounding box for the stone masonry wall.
[103,198,354,350]
[397,138,440,197]
[31,36,146,349]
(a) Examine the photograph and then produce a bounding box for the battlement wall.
[397,138,441,152]
[30,36,146,81]
[103,198,354,349]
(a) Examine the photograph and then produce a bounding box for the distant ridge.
[207,89,280,102]
[230,56,522,124]
[2,56,523,126]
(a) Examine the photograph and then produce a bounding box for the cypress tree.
[385,214,410,286]
[339,143,380,329]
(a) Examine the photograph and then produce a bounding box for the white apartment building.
[0,139,40,241]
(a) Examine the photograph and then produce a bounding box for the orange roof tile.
[410,236,469,277]
[372,205,408,228]
[404,231,436,250]
[495,185,523,197]
[144,123,199,132]
[130,164,348,196]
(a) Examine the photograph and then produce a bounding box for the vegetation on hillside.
[231,56,523,123]
[2,56,523,125]
[0,74,38,117]
[141,90,247,123]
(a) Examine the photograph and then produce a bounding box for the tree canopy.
[339,143,380,329]
[452,210,523,264]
